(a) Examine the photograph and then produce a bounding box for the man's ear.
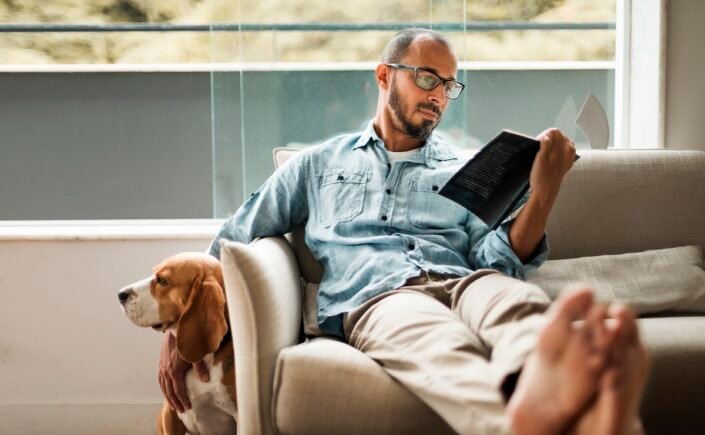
[175,275,228,364]
[376,63,390,90]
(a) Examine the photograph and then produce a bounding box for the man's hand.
[158,331,210,413]
[509,128,576,262]
[530,128,577,200]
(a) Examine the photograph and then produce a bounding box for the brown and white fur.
[118,252,237,435]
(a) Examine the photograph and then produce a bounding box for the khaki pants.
[343,270,550,435]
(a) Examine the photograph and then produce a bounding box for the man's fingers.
[537,128,575,151]
[158,372,165,397]
[157,332,192,413]
[158,373,170,411]
[170,369,191,411]
[537,132,551,148]
[548,128,563,143]
[163,373,184,413]
[158,371,178,412]
[194,361,210,382]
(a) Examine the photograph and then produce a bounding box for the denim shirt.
[209,121,548,338]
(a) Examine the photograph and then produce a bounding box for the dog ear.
[175,273,228,364]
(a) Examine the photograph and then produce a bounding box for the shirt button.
[432,185,439,191]
[381,215,388,221]
[337,175,344,181]
[386,189,392,194]
[408,243,415,250]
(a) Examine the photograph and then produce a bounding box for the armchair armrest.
[220,236,303,435]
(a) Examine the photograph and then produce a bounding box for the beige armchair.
[221,148,705,435]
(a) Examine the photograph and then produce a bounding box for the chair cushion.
[272,338,455,435]
[272,319,705,435]
[638,316,705,435]
[527,245,705,315]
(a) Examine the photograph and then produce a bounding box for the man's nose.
[428,85,446,106]
[118,288,135,304]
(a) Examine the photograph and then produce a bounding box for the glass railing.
[206,1,616,217]
[210,65,614,217]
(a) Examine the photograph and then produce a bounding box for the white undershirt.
[386,147,422,163]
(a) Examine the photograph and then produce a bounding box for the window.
[211,0,617,217]
[0,0,620,220]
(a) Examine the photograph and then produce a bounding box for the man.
[160,29,649,434]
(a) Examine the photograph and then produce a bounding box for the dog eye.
[156,276,168,286]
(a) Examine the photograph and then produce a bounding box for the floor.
[0,404,162,435]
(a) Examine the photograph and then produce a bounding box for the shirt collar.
[352,120,379,150]
[353,119,458,168]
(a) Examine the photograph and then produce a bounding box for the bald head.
[381,28,453,64]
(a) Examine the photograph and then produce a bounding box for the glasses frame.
[386,63,465,100]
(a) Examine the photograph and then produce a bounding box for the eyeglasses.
[386,63,465,100]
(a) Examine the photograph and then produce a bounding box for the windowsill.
[0,219,224,241]
[0,60,615,74]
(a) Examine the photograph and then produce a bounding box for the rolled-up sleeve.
[208,151,310,259]
[465,191,549,279]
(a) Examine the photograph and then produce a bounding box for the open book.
[439,130,579,230]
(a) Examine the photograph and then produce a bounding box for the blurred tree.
[0,0,612,64]
[466,0,566,20]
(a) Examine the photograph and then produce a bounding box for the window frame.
[615,0,668,149]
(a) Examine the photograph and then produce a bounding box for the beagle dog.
[118,252,237,435]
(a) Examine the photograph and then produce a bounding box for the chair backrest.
[220,237,303,435]
[273,147,705,276]
[543,149,705,259]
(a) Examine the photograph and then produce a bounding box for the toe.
[609,303,638,345]
[585,304,610,352]
[539,288,595,358]
[553,287,595,324]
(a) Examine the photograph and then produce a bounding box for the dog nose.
[118,288,135,304]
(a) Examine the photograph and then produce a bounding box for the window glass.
[212,0,616,218]
[0,0,615,220]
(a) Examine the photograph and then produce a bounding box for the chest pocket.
[408,174,468,229]
[318,168,368,227]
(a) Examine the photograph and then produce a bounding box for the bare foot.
[570,304,650,435]
[506,288,611,435]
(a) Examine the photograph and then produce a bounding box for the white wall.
[0,224,217,434]
[665,0,705,150]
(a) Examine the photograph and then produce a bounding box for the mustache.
[417,103,441,116]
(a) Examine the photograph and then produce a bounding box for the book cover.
[439,130,576,230]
